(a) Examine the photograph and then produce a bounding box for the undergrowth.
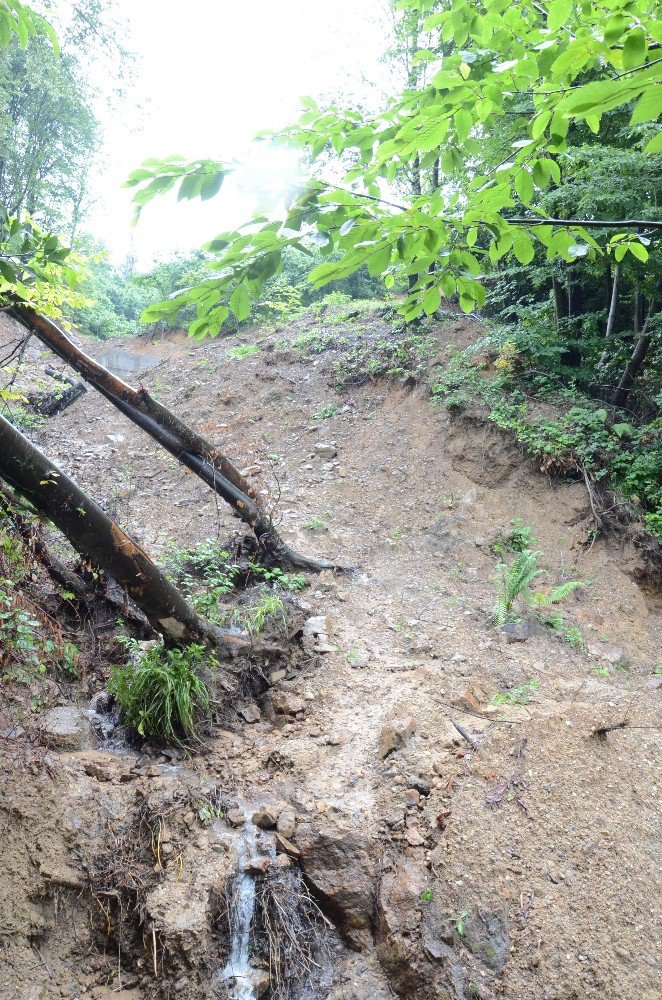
[491,535,587,649]
[109,639,212,746]
[161,537,305,625]
[0,509,79,686]
[431,332,662,540]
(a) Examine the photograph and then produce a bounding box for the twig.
[591,719,628,740]
[451,719,479,751]
[152,923,158,976]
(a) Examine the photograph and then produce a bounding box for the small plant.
[302,516,327,532]
[491,518,535,557]
[493,548,584,622]
[491,549,546,624]
[314,404,338,420]
[492,680,538,706]
[225,344,260,360]
[109,640,212,746]
[454,910,469,937]
[421,887,435,902]
[232,594,287,637]
[249,563,307,593]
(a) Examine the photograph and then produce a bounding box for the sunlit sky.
[84,0,388,266]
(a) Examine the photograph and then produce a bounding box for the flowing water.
[216,818,260,1000]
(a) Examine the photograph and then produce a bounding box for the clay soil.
[0,306,660,1000]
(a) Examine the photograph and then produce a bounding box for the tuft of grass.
[302,516,327,532]
[109,641,212,747]
[231,594,287,637]
[314,404,338,420]
[225,344,260,360]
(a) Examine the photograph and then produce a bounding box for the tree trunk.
[552,275,568,331]
[9,302,342,573]
[634,284,644,334]
[0,411,248,660]
[612,301,656,409]
[599,264,620,366]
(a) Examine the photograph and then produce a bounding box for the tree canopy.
[125,0,661,338]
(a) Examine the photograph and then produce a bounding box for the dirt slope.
[0,307,660,1000]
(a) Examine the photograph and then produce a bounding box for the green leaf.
[627,242,648,262]
[547,0,572,33]
[200,170,226,201]
[630,90,662,125]
[422,285,441,315]
[622,28,646,71]
[514,170,534,205]
[229,283,251,322]
[644,133,662,153]
[512,229,535,264]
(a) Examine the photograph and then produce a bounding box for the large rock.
[296,823,377,948]
[145,882,209,966]
[37,706,93,751]
[379,716,416,759]
[271,691,306,716]
[462,909,509,972]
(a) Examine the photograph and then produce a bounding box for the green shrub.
[109,641,212,746]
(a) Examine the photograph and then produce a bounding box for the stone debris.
[379,715,416,759]
[37,706,93,751]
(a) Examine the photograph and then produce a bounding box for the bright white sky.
[85,0,388,266]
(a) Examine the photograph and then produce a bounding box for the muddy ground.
[0,305,660,999]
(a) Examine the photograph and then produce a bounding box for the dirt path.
[1,309,660,999]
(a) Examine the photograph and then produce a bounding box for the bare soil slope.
[0,307,660,1000]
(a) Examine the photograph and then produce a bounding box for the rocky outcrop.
[296,822,378,949]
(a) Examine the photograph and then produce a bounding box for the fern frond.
[505,549,544,605]
[532,580,584,608]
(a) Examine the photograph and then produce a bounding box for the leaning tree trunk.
[612,301,656,409]
[9,302,341,573]
[0,411,248,660]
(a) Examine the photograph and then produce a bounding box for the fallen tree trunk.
[0,410,249,660]
[28,366,87,417]
[9,302,341,572]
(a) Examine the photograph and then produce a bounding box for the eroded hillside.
[0,304,660,1000]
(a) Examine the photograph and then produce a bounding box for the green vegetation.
[229,593,287,638]
[432,337,662,540]
[314,404,339,420]
[225,344,260,360]
[492,544,586,647]
[492,680,538,707]
[302,516,327,532]
[109,640,212,747]
[160,538,306,626]
[0,511,79,685]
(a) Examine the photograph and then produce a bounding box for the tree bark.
[9,302,342,573]
[599,264,620,366]
[552,275,567,331]
[0,411,248,660]
[612,300,656,408]
[634,284,644,334]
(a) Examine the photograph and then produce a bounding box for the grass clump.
[225,344,260,360]
[110,640,212,747]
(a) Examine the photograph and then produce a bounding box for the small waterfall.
[217,819,259,1000]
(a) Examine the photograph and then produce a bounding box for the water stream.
[216,817,260,1000]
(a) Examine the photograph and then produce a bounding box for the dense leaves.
[128,0,662,337]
